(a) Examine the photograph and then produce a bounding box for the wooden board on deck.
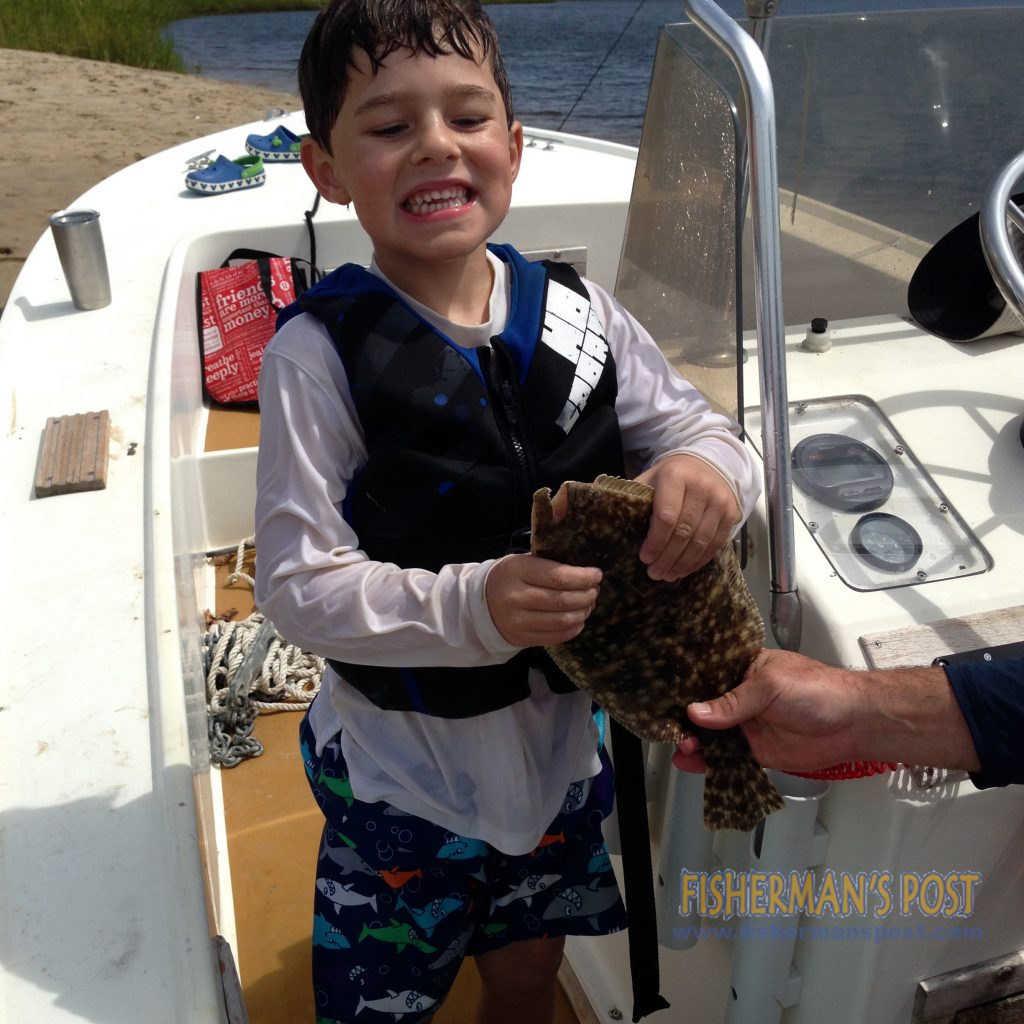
[914,948,1024,1023]
[860,605,1024,670]
[34,410,110,497]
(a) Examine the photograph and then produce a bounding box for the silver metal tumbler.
[48,209,112,311]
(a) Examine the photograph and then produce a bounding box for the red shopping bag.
[197,249,312,404]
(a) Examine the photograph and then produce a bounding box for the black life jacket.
[285,244,625,717]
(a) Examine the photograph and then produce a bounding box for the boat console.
[564,4,1024,1024]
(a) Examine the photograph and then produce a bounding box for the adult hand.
[672,648,862,773]
[485,553,601,647]
[635,453,740,581]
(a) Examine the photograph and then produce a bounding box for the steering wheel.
[980,149,1024,321]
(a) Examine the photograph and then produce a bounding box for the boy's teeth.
[405,187,469,213]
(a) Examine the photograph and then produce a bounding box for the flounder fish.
[531,474,783,831]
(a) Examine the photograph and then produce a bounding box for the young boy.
[254,1,760,1021]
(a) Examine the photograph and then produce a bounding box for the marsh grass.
[0,1,321,71]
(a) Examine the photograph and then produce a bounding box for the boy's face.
[302,41,523,286]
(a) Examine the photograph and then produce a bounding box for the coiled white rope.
[205,611,325,767]
[205,539,324,767]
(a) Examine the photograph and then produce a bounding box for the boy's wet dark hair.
[298,0,515,153]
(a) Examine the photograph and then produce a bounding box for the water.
[165,0,1021,145]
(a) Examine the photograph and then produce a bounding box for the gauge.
[792,433,894,513]
[850,513,923,573]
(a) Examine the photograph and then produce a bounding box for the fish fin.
[701,728,784,831]
[592,474,654,500]
[545,643,597,697]
[530,487,554,538]
[716,544,767,647]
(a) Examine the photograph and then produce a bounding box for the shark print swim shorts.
[299,713,626,1023]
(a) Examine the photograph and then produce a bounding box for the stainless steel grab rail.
[684,0,802,649]
[980,149,1024,320]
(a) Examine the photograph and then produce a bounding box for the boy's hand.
[486,554,602,647]
[635,453,740,581]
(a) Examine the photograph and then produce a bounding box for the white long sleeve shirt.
[255,251,760,854]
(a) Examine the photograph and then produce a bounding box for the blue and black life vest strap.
[610,716,671,1021]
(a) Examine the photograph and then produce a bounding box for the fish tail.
[701,728,784,831]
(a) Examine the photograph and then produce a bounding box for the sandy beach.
[0,48,301,309]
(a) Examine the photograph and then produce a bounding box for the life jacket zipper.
[480,341,535,549]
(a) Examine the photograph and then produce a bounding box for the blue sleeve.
[944,658,1024,788]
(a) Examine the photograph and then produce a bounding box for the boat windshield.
[616,5,1024,411]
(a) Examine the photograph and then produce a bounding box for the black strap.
[217,248,314,305]
[219,247,280,266]
[256,258,278,307]
[610,717,670,1022]
[305,191,323,282]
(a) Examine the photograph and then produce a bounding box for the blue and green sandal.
[245,125,308,163]
[185,154,266,195]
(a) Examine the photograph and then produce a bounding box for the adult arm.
[946,657,1024,787]
[671,648,986,775]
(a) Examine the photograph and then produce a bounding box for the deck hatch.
[746,396,991,591]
